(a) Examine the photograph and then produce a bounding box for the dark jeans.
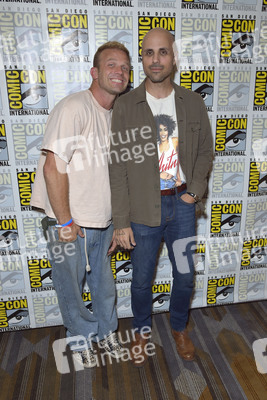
[130,191,196,332]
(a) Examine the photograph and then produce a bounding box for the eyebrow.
[106,57,130,65]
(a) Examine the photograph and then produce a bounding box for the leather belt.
[161,183,187,196]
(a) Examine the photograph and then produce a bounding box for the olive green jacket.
[109,80,213,229]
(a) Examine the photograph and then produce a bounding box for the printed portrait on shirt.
[155,114,183,190]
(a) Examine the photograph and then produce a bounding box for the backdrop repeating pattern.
[0,0,266,332]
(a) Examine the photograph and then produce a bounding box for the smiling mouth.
[111,78,124,83]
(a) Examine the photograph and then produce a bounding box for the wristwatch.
[187,192,199,202]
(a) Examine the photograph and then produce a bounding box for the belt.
[161,183,187,196]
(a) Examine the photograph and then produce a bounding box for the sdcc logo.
[180,69,214,111]
[241,237,267,268]
[248,161,267,196]
[138,14,175,61]
[0,218,19,255]
[12,122,45,163]
[208,238,240,274]
[33,295,62,326]
[111,251,132,281]
[245,199,267,235]
[52,69,91,104]
[16,170,35,210]
[5,69,49,115]
[0,123,9,165]
[220,18,255,62]
[0,173,14,209]
[218,69,250,110]
[207,276,235,305]
[152,282,171,312]
[253,70,267,111]
[180,17,217,63]
[251,117,267,158]
[215,117,247,155]
[239,271,266,302]
[0,298,29,330]
[94,14,133,55]
[0,259,24,294]
[210,202,242,236]
[0,12,43,62]
[47,12,89,60]
[212,161,245,197]
[28,258,53,291]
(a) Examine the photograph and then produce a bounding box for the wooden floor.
[0,301,267,400]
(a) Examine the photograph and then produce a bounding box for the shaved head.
[142,28,175,55]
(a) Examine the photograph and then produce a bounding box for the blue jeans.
[46,222,117,349]
[130,192,195,332]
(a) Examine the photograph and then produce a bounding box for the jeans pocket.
[178,195,196,207]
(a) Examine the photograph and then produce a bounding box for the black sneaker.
[72,348,97,368]
[101,333,124,358]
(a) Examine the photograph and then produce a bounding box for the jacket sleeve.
[187,96,214,200]
[109,98,131,229]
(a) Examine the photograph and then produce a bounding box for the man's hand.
[113,227,136,250]
[58,222,84,242]
[180,193,196,204]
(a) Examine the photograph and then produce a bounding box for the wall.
[0,0,266,332]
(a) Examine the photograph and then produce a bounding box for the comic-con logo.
[241,237,267,269]
[0,218,19,255]
[12,122,45,164]
[0,172,14,210]
[191,276,204,308]
[210,202,242,236]
[17,170,35,210]
[0,258,24,294]
[217,69,250,110]
[238,271,266,302]
[28,258,53,291]
[248,161,267,196]
[0,12,44,63]
[138,13,175,61]
[5,69,49,115]
[82,290,93,314]
[263,0,267,12]
[208,237,240,273]
[111,250,132,282]
[33,294,62,327]
[94,13,133,56]
[220,17,255,63]
[152,282,171,313]
[212,160,245,196]
[0,298,29,331]
[215,117,247,155]
[194,241,206,274]
[0,123,9,165]
[207,276,235,305]
[245,199,267,236]
[23,215,45,252]
[180,16,217,64]
[47,11,89,60]
[116,284,132,318]
[52,68,91,104]
[180,69,214,111]
[253,70,267,111]
[251,117,267,158]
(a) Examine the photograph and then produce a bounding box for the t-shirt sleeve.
[41,96,82,163]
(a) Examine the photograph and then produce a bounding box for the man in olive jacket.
[109,28,213,366]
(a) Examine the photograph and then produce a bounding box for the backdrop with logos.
[0,0,266,332]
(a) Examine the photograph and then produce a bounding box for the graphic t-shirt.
[146,90,186,190]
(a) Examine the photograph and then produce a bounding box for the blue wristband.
[55,218,73,228]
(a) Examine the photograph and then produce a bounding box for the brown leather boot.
[172,329,195,361]
[130,332,151,367]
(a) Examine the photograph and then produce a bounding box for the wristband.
[187,192,199,202]
[55,218,73,228]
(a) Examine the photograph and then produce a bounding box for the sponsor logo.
[241,237,267,269]
[248,161,267,196]
[253,69,267,111]
[5,68,49,116]
[28,257,53,292]
[138,13,175,61]
[0,216,19,256]
[210,201,242,236]
[16,169,36,211]
[214,116,247,155]
[0,297,30,331]
[207,275,235,305]
[180,68,214,111]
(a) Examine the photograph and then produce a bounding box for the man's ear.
[90,67,98,80]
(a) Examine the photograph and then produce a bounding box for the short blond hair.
[93,41,130,69]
